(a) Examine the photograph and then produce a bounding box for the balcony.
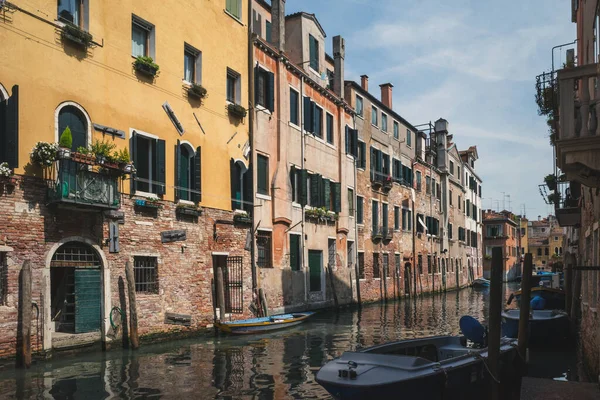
[47,160,120,209]
[371,225,383,241]
[383,226,393,240]
[370,171,391,190]
[556,63,600,187]
[554,180,581,227]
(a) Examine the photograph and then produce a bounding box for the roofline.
[285,12,326,37]
[345,80,418,132]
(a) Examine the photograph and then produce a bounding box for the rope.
[110,306,123,330]
[473,353,501,384]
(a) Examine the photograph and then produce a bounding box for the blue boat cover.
[459,316,486,345]
[530,296,547,310]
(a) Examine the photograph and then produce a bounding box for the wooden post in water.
[215,266,226,320]
[488,247,504,400]
[513,253,533,398]
[354,262,362,306]
[17,260,32,368]
[124,261,140,349]
[327,265,339,309]
[565,263,572,317]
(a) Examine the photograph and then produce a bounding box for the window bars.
[134,256,158,293]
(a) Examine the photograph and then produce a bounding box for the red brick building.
[482,210,520,281]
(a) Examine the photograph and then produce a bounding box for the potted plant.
[228,103,247,119]
[73,146,96,165]
[548,192,561,205]
[91,139,117,166]
[30,142,58,167]
[57,127,73,159]
[188,83,208,99]
[133,56,160,77]
[544,174,557,191]
[383,175,393,190]
[233,211,252,224]
[0,162,16,186]
[176,203,202,217]
[115,148,134,174]
[61,22,94,48]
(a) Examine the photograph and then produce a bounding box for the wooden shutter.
[131,131,138,193]
[156,139,166,195]
[290,164,296,201]
[230,158,237,210]
[254,66,260,105]
[290,234,300,271]
[360,142,366,169]
[242,162,252,211]
[109,222,120,253]
[311,101,317,134]
[310,174,321,206]
[175,140,181,201]
[332,182,341,213]
[3,85,18,169]
[351,129,358,157]
[267,71,275,112]
[299,169,308,206]
[345,126,349,154]
[370,147,376,180]
[303,96,312,133]
[322,178,331,210]
[194,146,202,203]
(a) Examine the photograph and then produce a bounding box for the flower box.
[61,23,93,48]
[228,103,247,119]
[71,151,96,165]
[188,83,208,99]
[134,57,159,77]
[176,206,202,217]
[57,147,72,160]
[233,214,252,225]
[135,199,161,209]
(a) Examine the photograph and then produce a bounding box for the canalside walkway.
[521,377,599,399]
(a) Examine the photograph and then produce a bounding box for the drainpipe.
[248,5,257,294]
[412,160,418,297]
[300,75,307,304]
[353,116,361,305]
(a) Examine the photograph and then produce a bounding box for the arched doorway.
[50,242,102,334]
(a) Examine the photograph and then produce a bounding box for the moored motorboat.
[316,317,517,400]
[501,309,569,344]
[512,286,565,310]
[215,312,314,334]
[472,278,490,288]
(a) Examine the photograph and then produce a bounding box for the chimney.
[360,75,369,91]
[272,0,286,51]
[333,35,345,98]
[380,83,393,109]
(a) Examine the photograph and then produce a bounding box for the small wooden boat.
[510,273,566,310]
[316,317,517,400]
[501,309,569,344]
[472,278,490,288]
[215,312,314,334]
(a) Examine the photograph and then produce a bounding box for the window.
[314,106,323,138]
[381,114,388,132]
[402,208,412,231]
[394,206,400,230]
[326,113,334,144]
[486,224,503,237]
[466,199,470,217]
[357,141,367,169]
[448,223,453,240]
[356,196,364,224]
[134,256,158,294]
[255,67,274,111]
[58,105,87,151]
[184,44,201,84]
[426,176,431,194]
[416,171,422,191]
[257,230,272,268]
[327,69,334,90]
[226,68,241,104]
[309,34,319,71]
[225,0,242,20]
[177,144,199,202]
[458,196,461,210]
[427,255,432,274]
[348,188,355,217]
[406,129,412,147]
[537,248,542,256]
[393,121,399,139]
[554,236,559,241]
[471,159,474,168]
[432,178,436,197]
[230,159,251,211]
[436,183,441,200]
[290,88,299,126]
[257,154,269,195]
[545,247,549,256]
[417,213,424,233]
[348,241,355,269]
[0,253,6,305]
[449,190,453,206]
[478,185,482,198]
[132,16,153,58]
[356,95,364,117]
[373,253,380,279]
[371,106,378,126]
[265,20,272,43]
[358,252,365,279]
[418,255,423,274]
[382,203,389,232]
[58,0,84,27]
[328,239,336,267]
[448,161,454,175]
[458,227,465,241]
[472,204,477,222]
[289,234,301,271]
[383,254,390,278]
[555,247,559,255]
[132,133,166,195]
[290,166,300,203]
[372,200,379,233]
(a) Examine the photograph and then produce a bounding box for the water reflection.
[0,285,516,399]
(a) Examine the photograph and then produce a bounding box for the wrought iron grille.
[134,256,158,294]
[51,243,100,267]
[256,231,272,268]
[224,256,243,314]
[0,253,6,305]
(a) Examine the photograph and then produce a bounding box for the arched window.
[58,105,88,151]
[554,247,559,255]
[559,247,563,255]
[544,247,549,256]
[537,248,542,256]
[230,159,251,212]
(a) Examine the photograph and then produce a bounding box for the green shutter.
[194,147,202,203]
[254,66,260,105]
[322,178,331,210]
[267,71,275,112]
[311,101,317,134]
[333,182,341,213]
[290,234,300,271]
[309,250,321,292]
[175,140,181,201]
[299,169,308,206]
[303,96,312,133]
[310,174,321,206]
[345,126,349,154]
[230,158,238,210]
[360,142,366,169]
[131,131,138,193]
[74,269,102,333]
[3,85,18,169]
[156,139,166,195]
[350,128,358,157]
[257,155,268,195]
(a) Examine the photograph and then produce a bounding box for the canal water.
[0,284,543,399]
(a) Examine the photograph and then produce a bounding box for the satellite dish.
[459,315,486,345]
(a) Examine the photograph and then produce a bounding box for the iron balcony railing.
[554,180,581,227]
[371,225,383,240]
[48,159,120,209]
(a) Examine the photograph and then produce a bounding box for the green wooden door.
[308,250,322,292]
[74,269,102,333]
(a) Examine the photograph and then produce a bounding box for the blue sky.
[286,0,575,219]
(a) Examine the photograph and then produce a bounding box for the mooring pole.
[488,247,504,400]
[564,263,572,317]
[215,266,226,320]
[17,260,32,368]
[513,253,533,398]
[327,265,339,309]
[124,261,139,349]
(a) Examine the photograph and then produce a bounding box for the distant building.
[482,210,520,281]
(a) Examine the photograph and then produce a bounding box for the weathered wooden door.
[308,250,322,292]
[74,269,102,333]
